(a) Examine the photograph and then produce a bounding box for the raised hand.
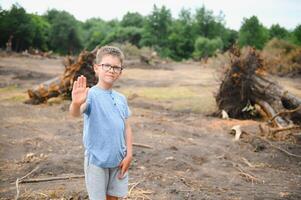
[71,75,89,105]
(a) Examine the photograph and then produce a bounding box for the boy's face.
[94,55,122,85]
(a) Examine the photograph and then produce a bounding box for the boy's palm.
[72,75,89,105]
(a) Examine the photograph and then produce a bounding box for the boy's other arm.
[118,118,133,179]
[69,75,89,118]
[125,119,133,158]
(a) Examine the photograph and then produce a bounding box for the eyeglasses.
[97,64,123,74]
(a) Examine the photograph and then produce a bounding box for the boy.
[69,46,133,200]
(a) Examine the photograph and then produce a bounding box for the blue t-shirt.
[83,85,131,168]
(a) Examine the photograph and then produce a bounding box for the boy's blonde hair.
[95,46,125,66]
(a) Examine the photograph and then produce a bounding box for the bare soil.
[0,54,301,200]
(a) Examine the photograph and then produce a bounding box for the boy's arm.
[119,118,133,178]
[69,102,87,117]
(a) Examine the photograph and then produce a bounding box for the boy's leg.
[84,155,109,200]
[107,167,128,198]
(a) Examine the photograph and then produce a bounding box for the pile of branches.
[216,46,301,138]
[25,49,98,104]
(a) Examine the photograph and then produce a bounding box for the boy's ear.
[93,64,98,75]
[93,64,97,71]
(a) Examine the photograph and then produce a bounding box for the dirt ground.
[0,53,301,200]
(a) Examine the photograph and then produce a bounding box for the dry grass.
[119,85,217,114]
[47,96,65,105]
[0,85,27,102]
[0,84,18,92]
[121,87,196,100]
[120,64,219,114]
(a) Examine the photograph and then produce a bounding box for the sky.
[1,0,300,31]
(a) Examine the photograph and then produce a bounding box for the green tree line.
[0,4,300,60]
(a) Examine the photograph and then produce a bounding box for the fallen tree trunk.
[216,47,301,126]
[25,50,98,104]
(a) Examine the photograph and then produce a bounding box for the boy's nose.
[108,67,114,73]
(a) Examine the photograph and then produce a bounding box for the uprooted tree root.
[216,46,301,141]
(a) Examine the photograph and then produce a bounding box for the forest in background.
[0,3,300,60]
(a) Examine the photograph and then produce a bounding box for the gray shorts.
[84,155,128,199]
